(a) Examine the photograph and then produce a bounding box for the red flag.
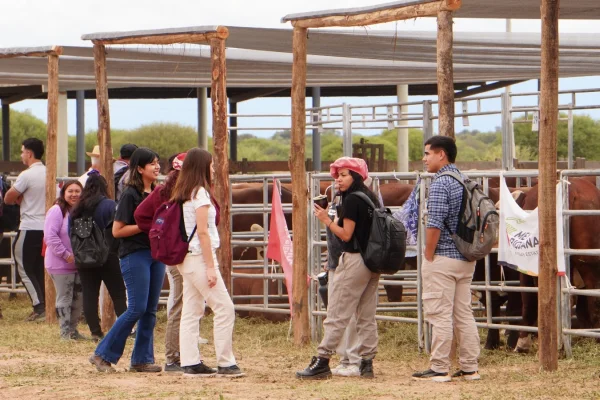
[266,179,294,311]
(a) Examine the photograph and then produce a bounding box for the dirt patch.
[2,296,600,399]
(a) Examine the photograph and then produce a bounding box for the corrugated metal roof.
[0,27,599,93]
[282,0,600,21]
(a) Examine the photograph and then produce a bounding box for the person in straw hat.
[78,145,114,187]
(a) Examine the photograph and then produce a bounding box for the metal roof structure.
[282,0,600,21]
[1,26,600,103]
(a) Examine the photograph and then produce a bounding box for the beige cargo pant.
[318,252,380,360]
[422,255,480,373]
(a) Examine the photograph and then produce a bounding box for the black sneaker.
[296,356,332,380]
[183,362,217,378]
[452,370,481,381]
[359,359,374,378]
[217,365,245,378]
[164,362,184,373]
[412,369,451,382]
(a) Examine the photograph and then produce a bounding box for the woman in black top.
[89,148,165,373]
[71,172,126,342]
[296,157,381,380]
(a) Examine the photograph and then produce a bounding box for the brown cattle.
[489,176,538,188]
[516,178,600,352]
[231,185,292,321]
[488,186,531,206]
[232,184,293,232]
[232,245,289,323]
[378,183,415,207]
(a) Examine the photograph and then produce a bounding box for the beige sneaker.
[331,364,346,376]
[337,364,360,377]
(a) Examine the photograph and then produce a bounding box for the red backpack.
[148,201,196,265]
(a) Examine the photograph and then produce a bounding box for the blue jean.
[95,249,165,365]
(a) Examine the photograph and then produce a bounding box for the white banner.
[498,176,566,276]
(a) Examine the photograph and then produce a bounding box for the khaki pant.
[422,255,480,373]
[318,252,380,360]
[178,253,237,368]
[165,266,183,364]
[329,269,360,367]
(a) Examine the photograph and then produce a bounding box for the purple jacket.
[44,205,76,274]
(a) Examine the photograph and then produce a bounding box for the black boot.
[360,359,374,378]
[296,356,332,380]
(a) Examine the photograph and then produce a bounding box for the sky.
[2,0,600,138]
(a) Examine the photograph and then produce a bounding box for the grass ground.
[1,294,600,399]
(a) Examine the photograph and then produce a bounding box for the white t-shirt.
[183,186,220,255]
[13,162,47,230]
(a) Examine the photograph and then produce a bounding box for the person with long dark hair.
[44,180,83,339]
[134,152,188,373]
[297,157,381,380]
[71,172,127,342]
[171,148,243,378]
[89,147,164,373]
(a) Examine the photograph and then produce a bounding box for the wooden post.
[437,10,455,138]
[92,43,116,330]
[44,54,59,323]
[538,0,560,372]
[210,38,232,292]
[290,26,310,346]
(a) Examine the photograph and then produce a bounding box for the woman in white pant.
[171,147,244,378]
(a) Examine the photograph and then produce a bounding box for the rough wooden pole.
[538,0,560,372]
[44,54,59,323]
[436,10,455,138]
[92,43,116,330]
[290,26,310,346]
[210,38,232,293]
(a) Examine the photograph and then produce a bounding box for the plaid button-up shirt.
[426,164,467,261]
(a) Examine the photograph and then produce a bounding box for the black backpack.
[351,192,407,274]
[70,213,109,269]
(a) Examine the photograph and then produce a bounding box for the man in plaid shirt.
[412,136,481,383]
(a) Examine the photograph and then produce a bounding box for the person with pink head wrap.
[297,157,381,380]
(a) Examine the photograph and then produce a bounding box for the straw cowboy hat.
[86,145,114,158]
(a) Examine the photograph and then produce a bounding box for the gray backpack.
[441,172,499,261]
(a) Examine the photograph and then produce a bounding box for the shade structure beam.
[82,26,229,45]
[282,0,461,28]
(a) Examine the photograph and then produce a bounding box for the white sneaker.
[198,336,209,344]
[334,364,360,377]
[331,364,346,376]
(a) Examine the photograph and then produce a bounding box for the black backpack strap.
[348,191,377,252]
[350,191,377,210]
[177,200,198,242]
[188,225,197,243]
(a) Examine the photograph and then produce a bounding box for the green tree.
[0,110,47,161]
[514,114,600,160]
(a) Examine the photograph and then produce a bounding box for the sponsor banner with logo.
[498,176,566,276]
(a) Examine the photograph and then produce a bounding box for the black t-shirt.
[115,186,150,258]
[339,193,373,253]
